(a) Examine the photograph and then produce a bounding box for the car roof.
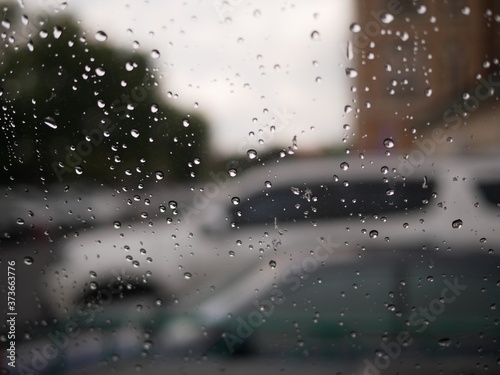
[209,154,500,206]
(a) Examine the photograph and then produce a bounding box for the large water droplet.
[95,30,108,42]
[452,219,463,229]
[310,30,320,40]
[438,338,451,347]
[24,256,33,265]
[350,23,361,32]
[44,117,57,129]
[380,12,394,24]
[247,149,258,159]
[345,68,358,78]
[184,272,192,280]
[151,49,160,59]
[340,162,349,171]
[53,26,63,39]
[369,230,379,238]
[383,138,395,148]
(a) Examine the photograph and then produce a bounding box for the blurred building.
[352,0,500,154]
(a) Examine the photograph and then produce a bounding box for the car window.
[233,178,435,226]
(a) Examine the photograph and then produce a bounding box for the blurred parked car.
[186,248,500,374]
[41,155,500,320]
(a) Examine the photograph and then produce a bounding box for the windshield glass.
[1,1,499,374]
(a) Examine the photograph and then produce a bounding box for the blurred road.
[69,355,497,375]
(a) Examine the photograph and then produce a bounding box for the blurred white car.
[41,155,500,316]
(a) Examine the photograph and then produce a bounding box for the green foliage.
[0,4,209,185]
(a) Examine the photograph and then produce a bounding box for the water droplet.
[386,189,395,196]
[150,104,158,113]
[155,171,164,180]
[417,5,427,14]
[345,68,358,78]
[44,117,57,129]
[265,181,272,188]
[95,30,108,42]
[350,23,361,32]
[53,26,63,39]
[168,201,177,209]
[247,149,258,159]
[452,219,463,229]
[346,41,353,60]
[184,272,192,279]
[24,256,33,265]
[310,30,320,40]
[231,197,240,205]
[383,138,395,148]
[369,230,379,238]
[182,118,190,127]
[227,168,237,177]
[113,221,121,229]
[74,166,83,175]
[95,66,105,76]
[380,12,394,24]
[438,338,451,347]
[425,88,433,97]
[269,260,276,269]
[131,129,140,138]
[16,218,24,225]
[151,49,160,59]
[340,162,349,171]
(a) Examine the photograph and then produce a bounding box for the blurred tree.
[0,2,208,185]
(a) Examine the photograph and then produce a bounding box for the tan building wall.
[352,0,499,153]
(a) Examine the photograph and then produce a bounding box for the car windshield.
[1,1,499,375]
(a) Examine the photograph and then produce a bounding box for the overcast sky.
[24,0,354,157]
